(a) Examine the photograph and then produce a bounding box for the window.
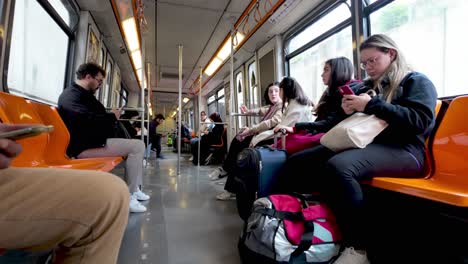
[289,27,352,105]
[287,3,351,54]
[248,62,259,109]
[102,57,113,107]
[47,0,78,28]
[7,0,70,104]
[369,0,468,97]
[207,95,216,104]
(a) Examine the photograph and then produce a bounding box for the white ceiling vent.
[268,0,301,24]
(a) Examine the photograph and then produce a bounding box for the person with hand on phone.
[58,62,149,213]
[0,123,129,263]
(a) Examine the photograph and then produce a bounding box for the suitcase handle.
[273,130,286,150]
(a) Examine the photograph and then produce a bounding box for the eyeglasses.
[359,55,382,70]
[93,76,104,83]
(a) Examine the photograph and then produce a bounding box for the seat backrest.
[432,96,468,186]
[31,101,71,162]
[0,92,47,166]
[421,99,443,177]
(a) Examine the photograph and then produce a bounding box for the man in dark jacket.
[58,62,149,213]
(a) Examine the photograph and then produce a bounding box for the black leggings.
[277,144,423,248]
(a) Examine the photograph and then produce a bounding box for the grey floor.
[117,146,243,264]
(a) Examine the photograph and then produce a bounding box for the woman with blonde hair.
[277,34,437,264]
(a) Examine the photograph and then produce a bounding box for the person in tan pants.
[0,124,129,263]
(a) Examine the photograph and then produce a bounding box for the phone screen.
[0,125,54,140]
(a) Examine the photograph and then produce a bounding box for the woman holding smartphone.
[277,34,437,264]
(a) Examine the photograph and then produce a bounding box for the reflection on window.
[8,0,69,104]
[207,95,216,104]
[236,72,245,128]
[289,26,352,105]
[370,0,468,97]
[287,3,350,54]
[248,62,259,110]
[47,0,78,28]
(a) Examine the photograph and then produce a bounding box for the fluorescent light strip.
[204,32,246,76]
[122,17,140,52]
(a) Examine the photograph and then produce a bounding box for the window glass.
[47,0,78,28]
[208,102,217,117]
[289,26,353,105]
[102,59,113,107]
[287,3,350,54]
[217,88,224,98]
[111,69,121,108]
[8,0,69,104]
[218,96,225,121]
[370,0,468,97]
[248,62,259,109]
[207,95,216,104]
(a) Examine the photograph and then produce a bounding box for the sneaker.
[129,195,147,213]
[216,191,236,201]
[333,247,370,264]
[208,167,228,180]
[133,190,150,201]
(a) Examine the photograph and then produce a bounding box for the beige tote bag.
[320,112,388,152]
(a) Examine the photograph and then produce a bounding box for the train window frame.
[4,0,74,105]
[284,1,353,105]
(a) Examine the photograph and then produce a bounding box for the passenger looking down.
[277,57,360,136]
[191,112,224,165]
[57,62,150,213]
[276,34,437,264]
[172,121,192,153]
[0,123,129,263]
[209,82,283,200]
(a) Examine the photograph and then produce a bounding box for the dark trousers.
[277,144,423,249]
[224,137,274,193]
[150,134,162,156]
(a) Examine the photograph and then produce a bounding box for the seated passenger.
[215,77,314,200]
[57,62,149,213]
[276,57,360,136]
[0,123,129,263]
[191,112,224,165]
[189,111,213,161]
[208,82,283,199]
[277,34,437,264]
[172,121,192,152]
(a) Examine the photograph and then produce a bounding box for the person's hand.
[240,105,249,114]
[238,127,251,138]
[0,124,27,169]
[112,108,121,119]
[274,125,293,134]
[342,94,371,113]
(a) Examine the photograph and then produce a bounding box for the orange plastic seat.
[368,97,468,207]
[31,101,122,171]
[0,92,122,171]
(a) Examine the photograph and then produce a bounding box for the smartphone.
[0,125,54,140]
[339,85,354,95]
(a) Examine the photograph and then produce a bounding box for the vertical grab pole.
[197,67,202,167]
[141,40,146,142]
[229,28,235,151]
[146,63,151,151]
[177,44,183,175]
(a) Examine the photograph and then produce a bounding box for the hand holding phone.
[339,85,354,95]
[0,125,54,140]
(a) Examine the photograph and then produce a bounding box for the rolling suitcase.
[234,134,287,221]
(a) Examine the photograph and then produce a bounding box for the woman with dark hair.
[278,57,360,134]
[191,112,225,165]
[210,82,283,200]
[250,77,314,147]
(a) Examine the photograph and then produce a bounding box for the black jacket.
[58,83,117,157]
[298,72,437,163]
